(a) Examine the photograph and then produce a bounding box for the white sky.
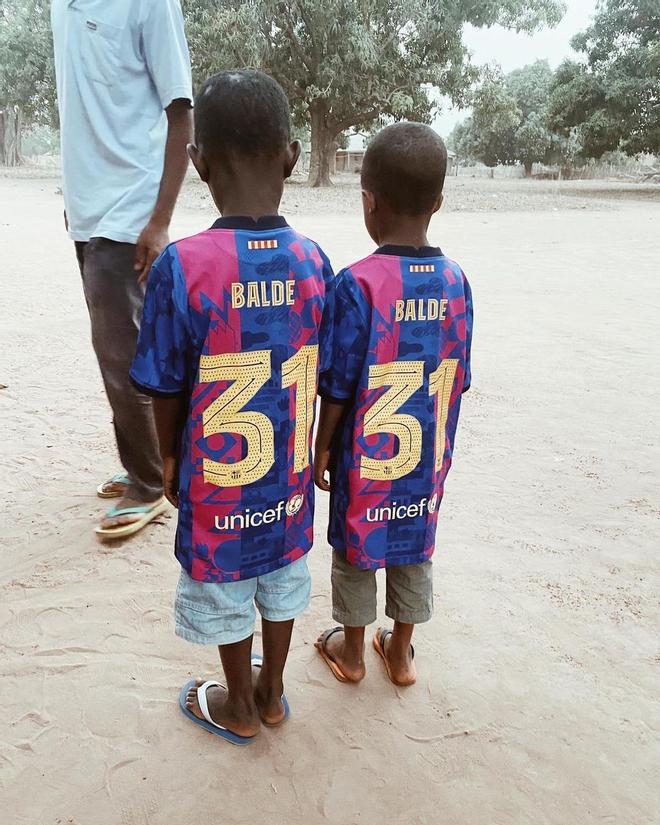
[434,0,599,137]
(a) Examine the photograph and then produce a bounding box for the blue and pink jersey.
[130,216,334,582]
[319,245,472,570]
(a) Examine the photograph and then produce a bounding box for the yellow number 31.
[199,346,318,487]
[360,358,459,481]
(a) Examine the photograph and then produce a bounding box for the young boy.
[314,123,472,687]
[130,70,334,744]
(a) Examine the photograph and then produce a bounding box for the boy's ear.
[188,143,209,183]
[361,189,377,213]
[284,139,302,179]
[432,193,444,214]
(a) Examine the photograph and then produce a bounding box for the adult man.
[51,0,193,539]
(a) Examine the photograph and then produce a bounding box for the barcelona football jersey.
[319,245,472,570]
[130,216,334,582]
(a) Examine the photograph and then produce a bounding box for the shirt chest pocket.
[79,18,123,86]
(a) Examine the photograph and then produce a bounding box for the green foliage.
[0,0,566,174]
[547,0,660,156]
[451,61,559,170]
[22,124,59,156]
[181,0,565,182]
[0,1,56,125]
[451,68,520,167]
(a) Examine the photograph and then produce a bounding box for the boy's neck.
[374,213,433,249]
[209,167,284,221]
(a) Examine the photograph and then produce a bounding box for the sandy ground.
[0,175,658,825]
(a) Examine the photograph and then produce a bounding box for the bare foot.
[316,628,366,683]
[99,496,162,530]
[253,666,286,726]
[185,680,260,738]
[380,631,416,686]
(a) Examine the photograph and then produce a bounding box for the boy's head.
[188,70,300,213]
[361,122,448,243]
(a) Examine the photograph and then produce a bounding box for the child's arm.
[153,395,187,508]
[314,398,348,492]
[129,249,190,508]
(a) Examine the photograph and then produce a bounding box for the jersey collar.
[210,215,289,231]
[376,244,443,258]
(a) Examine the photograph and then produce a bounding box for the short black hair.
[194,69,291,157]
[361,123,448,215]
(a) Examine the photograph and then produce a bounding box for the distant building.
[335,148,364,173]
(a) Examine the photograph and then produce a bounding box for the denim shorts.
[174,555,311,646]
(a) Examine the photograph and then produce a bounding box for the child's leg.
[380,621,416,684]
[315,551,377,683]
[254,617,294,724]
[185,635,261,737]
[377,560,433,686]
[175,570,261,736]
[254,555,312,722]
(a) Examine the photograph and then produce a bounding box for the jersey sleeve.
[462,273,473,392]
[130,248,190,397]
[141,0,193,110]
[318,269,370,403]
[317,249,336,379]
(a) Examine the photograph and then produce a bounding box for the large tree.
[449,68,521,168]
[182,0,565,186]
[0,1,55,165]
[547,0,660,157]
[450,61,559,175]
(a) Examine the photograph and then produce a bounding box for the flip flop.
[96,472,130,499]
[178,680,257,746]
[95,497,168,541]
[373,627,416,687]
[250,654,290,727]
[315,626,354,683]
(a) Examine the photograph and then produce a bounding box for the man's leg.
[77,239,163,514]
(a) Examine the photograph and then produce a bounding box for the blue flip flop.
[96,472,130,498]
[251,654,290,726]
[178,680,257,746]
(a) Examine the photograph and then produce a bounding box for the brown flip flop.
[315,626,352,683]
[373,627,416,687]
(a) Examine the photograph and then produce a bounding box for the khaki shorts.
[331,550,433,627]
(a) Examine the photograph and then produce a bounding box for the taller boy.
[131,70,334,743]
[51,0,193,538]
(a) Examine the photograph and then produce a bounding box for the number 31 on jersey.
[360,358,459,481]
[199,346,318,487]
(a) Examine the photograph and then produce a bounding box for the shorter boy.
[315,123,473,687]
[130,70,334,743]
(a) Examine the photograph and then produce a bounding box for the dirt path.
[0,176,658,825]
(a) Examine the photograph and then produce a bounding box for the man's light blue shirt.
[51,0,193,243]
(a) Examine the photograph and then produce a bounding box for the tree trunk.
[308,102,336,187]
[524,160,533,177]
[0,106,22,166]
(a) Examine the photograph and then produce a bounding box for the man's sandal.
[96,472,130,499]
[95,497,168,541]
